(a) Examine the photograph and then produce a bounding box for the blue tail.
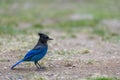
[11,59,23,70]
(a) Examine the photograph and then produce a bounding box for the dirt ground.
[0,0,120,79]
[0,30,120,80]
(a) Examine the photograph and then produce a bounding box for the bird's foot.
[36,67,46,71]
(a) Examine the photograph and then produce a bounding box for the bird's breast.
[32,47,48,61]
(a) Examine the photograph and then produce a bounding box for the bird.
[11,33,53,70]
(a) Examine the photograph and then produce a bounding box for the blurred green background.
[0,0,120,39]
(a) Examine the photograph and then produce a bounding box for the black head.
[38,33,53,43]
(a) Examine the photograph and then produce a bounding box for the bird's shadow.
[11,67,47,72]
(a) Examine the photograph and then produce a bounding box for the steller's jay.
[11,33,53,70]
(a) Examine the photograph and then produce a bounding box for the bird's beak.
[48,38,53,40]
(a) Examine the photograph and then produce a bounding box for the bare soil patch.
[0,32,120,80]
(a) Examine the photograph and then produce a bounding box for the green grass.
[83,75,120,80]
[86,59,96,65]
[31,76,47,80]
[0,0,120,41]
[87,77,113,80]
[86,76,118,80]
[54,20,98,28]
[0,26,27,35]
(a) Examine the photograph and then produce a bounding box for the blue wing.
[23,46,48,61]
[23,49,41,61]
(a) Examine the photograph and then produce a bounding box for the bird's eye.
[45,36,49,39]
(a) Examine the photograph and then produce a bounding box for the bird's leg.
[35,62,46,71]
[36,62,41,68]
[37,62,46,71]
[34,62,40,69]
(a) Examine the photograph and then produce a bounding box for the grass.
[0,0,120,80]
[0,26,28,35]
[63,60,73,67]
[54,20,98,28]
[86,59,96,65]
[87,77,113,80]
[55,49,91,55]
[0,59,10,62]
[0,0,119,41]
[31,75,47,80]
[80,48,91,54]
[80,74,120,80]
[85,76,120,80]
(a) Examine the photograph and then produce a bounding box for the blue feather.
[11,59,23,70]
